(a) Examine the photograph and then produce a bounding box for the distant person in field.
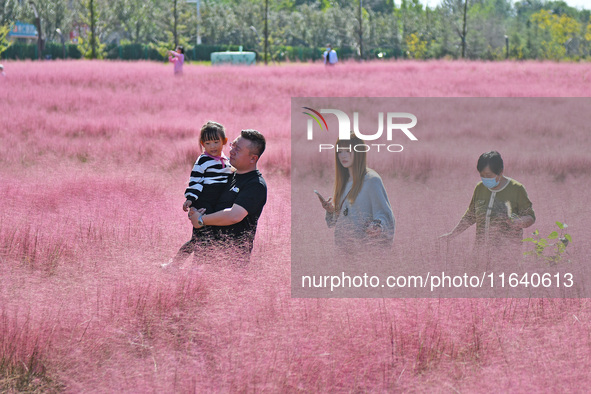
[168,46,185,75]
[317,133,395,253]
[440,151,535,248]
[189,129,267,265]
[0,64,5,78]
[163,121,233,268]
[323,44,338,66]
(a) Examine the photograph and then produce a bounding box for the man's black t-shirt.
[207,170,267,253]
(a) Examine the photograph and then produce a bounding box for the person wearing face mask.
[323,44,338,66]
[440,151,535,248]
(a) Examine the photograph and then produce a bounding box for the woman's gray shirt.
[326,169,395,249]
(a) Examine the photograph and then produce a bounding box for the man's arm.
[190,204,248,228]
[190,180,266,228]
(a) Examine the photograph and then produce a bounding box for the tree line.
[1,0,590,61]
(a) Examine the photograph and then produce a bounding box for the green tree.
[437,0,469,58]
[397,0,430,58]
[531,9,580,60]
[365,7,402,58]
[152,0,192,53]
[585,16,591,56]
[77,0,106,59]
[32,0,72,44]
[405,32,428,58]
[107,0,162,44]
[0,23,13,57]
[0,0,23,26]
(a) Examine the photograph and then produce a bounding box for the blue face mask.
[481,177,499,189]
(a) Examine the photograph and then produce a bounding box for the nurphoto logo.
[302,107,418,152]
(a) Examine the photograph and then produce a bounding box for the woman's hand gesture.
[318,195,335,213]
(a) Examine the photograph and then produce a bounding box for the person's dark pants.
[191,235,253,268]
[173,227,208,262]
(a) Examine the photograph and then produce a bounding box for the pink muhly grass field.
[1,60,591,391]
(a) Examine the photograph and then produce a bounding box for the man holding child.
[189,129,267,263]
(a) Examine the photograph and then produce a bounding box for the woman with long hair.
[317,134,395,252]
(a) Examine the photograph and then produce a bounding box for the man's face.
[229,136,256,170]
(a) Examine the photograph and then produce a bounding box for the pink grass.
[1,60,590,391]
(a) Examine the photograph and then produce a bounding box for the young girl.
[163,121,233,268]
[168,46,185,75]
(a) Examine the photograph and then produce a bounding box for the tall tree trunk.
[461,0,468,58]
[173,0,178,48]
[90,0,96,59]
[359,0,364,59]
[29,1,43,60]
[264,0,268,65]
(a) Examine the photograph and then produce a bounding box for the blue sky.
[421,0,591,10]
